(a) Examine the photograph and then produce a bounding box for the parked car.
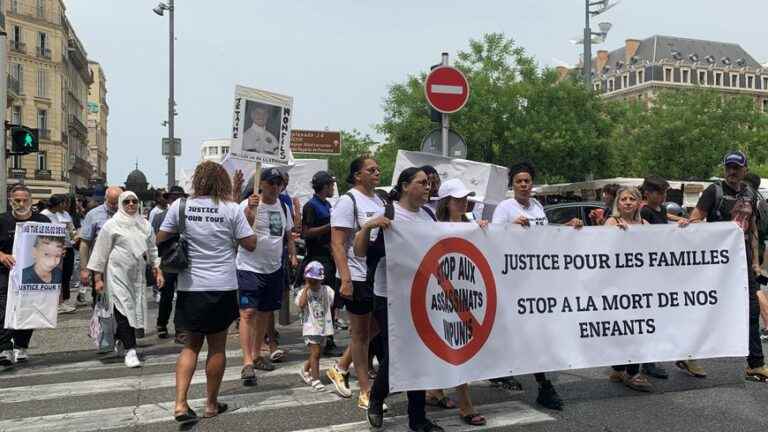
[544,201,604,226]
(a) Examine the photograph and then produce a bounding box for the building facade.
[87,61,107,184]
[200,138,230,163]
[3,0,96,199]
[589,35,768,110]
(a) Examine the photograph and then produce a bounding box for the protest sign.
[230,85,293,164]
[4,222,67,329]
[385,222,748,392]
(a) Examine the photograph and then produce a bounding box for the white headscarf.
[112,191,151,259]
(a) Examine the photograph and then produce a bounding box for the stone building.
[588,35,768,110]
[3,0,100,199]
[87,61,108,185]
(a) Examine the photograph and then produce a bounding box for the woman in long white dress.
[88,191,164,368]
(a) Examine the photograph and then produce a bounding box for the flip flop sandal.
[270,349,286,362]
[426,396,456,409]
[203,402,229,418]
[174,407,199,424]
[461,413,487,426]
[311,380,325,391]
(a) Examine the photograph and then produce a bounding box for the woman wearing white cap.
[427,178,487,426]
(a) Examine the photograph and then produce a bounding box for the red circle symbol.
[410,237,497,366]
[425,66,470,114]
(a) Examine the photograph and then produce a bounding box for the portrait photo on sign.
[242,100,282,156]
[21,235,65,285]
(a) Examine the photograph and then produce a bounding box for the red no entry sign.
[410,237,497,366]
[425,66,470,114]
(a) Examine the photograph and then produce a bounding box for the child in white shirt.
[295,261,334,391]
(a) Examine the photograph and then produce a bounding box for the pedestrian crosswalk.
[0,326,556,432]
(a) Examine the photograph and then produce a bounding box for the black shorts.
[340,279,374,315]
[174,290,238,335]
[238,269,284,312]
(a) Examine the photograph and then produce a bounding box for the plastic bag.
[89,295,115,353]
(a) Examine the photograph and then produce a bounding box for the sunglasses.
[122,199,139,205]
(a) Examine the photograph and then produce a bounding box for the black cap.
[261,167,284,183]
[723,150,747,167]
[311,171,336,188]
[163,186,187,199]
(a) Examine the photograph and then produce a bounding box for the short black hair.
[641,175,670,193]
[346,154,375,186]
[745,172,761,190]
[421,165,438,177]
[603,183,621,197]
[508,161,536,186]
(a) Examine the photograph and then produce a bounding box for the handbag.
[89,295,115,353]
[158,198,189,273]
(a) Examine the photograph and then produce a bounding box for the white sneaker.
[57,304,76,314]
[124,349,141,368]
[0,350,14,366]
[13,348,28,363]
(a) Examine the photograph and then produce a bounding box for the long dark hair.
[389,167,423,202]
[435,197,470,222]
[346,154,375,186]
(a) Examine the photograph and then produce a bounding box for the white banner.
[4,222,66,329]
[385,222,748,392]
[231,85,293,164]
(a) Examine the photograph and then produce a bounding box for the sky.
[64,0,768,188]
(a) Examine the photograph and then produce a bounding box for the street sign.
[291,130,342,155]
[162,138,181,156]
[424,66,470,113]
[420,128,467,159]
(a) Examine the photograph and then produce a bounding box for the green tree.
[616,89,768,180]
[377,33,616,184]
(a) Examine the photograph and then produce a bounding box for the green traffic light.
[24,133,33,148]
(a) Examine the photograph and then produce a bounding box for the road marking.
[0,382,358,432]
[430,84,464,95]
[290,400,554,432]
[0,357,340,403]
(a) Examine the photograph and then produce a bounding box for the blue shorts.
[237,269,284,312]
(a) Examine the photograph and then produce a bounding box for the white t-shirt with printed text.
[236,199,293,274]
[295,285,335,337]
[374,203,436,298]
[160,197,254,292]
[491,198,548,227]
[330,189,385,282]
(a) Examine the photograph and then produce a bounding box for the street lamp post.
[582,0,618,90]
[154,1,175,189]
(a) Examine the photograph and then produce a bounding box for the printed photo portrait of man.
[242,101,282,155]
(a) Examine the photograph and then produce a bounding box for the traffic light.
[10,126,39,155]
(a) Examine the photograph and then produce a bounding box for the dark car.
[544,201,605,226]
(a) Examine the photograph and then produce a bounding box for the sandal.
[203,402,228,418]
[461,413,487,426]
[425,396,456,409]
[311,379,325,391]
[623,373,653,392]
[174,407,199,424]
[270,349,286,363]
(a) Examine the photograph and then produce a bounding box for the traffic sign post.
[425,53,470,157]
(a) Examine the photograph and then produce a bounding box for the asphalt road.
[1,288,767,432]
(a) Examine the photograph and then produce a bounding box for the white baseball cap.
[436,178,476,200]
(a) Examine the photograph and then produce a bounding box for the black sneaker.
[157,326,169,339]
[642,362,669,379]
[536,380,563,410]
[253,356,275,371]
[761,328,768,342]
[409,419,445,432]
[489,376,523,391]
[367,399,384,428]
[76,292,87,305]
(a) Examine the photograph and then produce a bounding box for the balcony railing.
[69,115,88,137]
[8,168,27,179]
[35,169,52,180]
[10,40,26,53]
[36,47,52,60]
[7,74,21,96]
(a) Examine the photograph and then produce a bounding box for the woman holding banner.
[492,161,583,410]
[426,178,488,426]
[604,186,656,392]
[88,191,163,369]
[327,156,384,407]
[356,167,444,432]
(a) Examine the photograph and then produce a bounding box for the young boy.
[295,261,334,391]
[21,236,65,285]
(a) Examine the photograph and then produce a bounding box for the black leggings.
[61,248,74,301]
[369,295,427,429]
[114,307,136,350]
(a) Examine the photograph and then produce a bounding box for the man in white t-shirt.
[237,168,297,382]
